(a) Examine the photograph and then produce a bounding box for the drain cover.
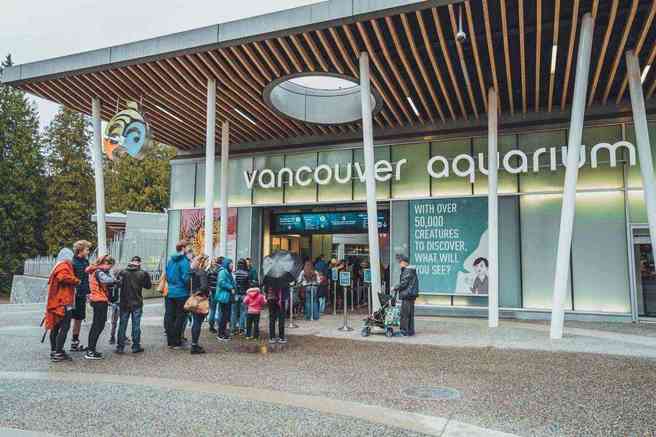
[401,386,461,401]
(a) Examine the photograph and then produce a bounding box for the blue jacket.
[165,253,191,299]
[215,257,236,301]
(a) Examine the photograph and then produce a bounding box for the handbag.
[184,294,209,315]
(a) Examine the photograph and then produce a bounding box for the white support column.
[487,88,499,328]
[219,120,230,258]
[550,13,594,340]
[204,78,217,256]
[359,52,382,311]
[91,97,107,256]
[627,50,656,268]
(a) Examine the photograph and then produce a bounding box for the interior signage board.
[272,211,389,235]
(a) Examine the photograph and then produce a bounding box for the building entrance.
[633,228,656,318]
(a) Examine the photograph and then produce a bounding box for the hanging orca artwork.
[102,101,150,160]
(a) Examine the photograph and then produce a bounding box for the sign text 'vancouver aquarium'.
[245,141,636,188]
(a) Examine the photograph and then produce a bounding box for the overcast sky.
[1,0,321,129]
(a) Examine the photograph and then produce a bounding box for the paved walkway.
[1,301,655,436]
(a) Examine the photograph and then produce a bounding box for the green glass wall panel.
[430,139,472,196]
[390,200,409,288]
[284,152,318,204]
[194,163,206,207]
[578,125,624,190]
[628,190,648,223]
[170,162,196,209]
[317,149,354,202]
[520,194,572,310]
[391,143,430,198]
[166,209,181,255]
[354,146,391,200]
[571,192,630,313]
[627,122,656,188]
[473,134,520,194]
[518,130,567,193]
[499,196,522,308]
[228,157,253,206]
[253,155,284,205]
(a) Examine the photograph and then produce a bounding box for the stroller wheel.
[385,327,394,338]
[361,326,371,337]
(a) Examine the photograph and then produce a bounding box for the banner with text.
[409,198,489,295]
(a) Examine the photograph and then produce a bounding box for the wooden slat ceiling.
[18,0,656,150]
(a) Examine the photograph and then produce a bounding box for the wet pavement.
[1,300,655,436]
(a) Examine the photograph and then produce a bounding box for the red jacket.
[87,264,113,303]
[243,288,267,314]
[44,261,80,330]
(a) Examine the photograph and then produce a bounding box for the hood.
[221,257,233,270]
[246,288,260,298]
[86,264,112,274]
[126,263,140,271]
[403,265,416,270]
[56,248,74,264]
[170,252,187,262]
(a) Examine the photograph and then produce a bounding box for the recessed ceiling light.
[550,45,558,74]
[641,65,651,84]
[235,108,256,125]
[154,104,183,122]
[407,96,420,117]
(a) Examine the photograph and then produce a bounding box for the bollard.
[338,285,353,331]
[288,286,298,329]
[333,281,337,316]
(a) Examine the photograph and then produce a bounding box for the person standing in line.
[243,287,266,340]
[231,259,250,335]
[44,248,80,362]
[207,257,220,334]
[115,256,152,354]
[108,280,121,345]
[246,257,258,285]
[265,277,289,344]
[298,261,320,320]
[316,271,328,314]
[165,241,192,350]
[392,254,418,337]
[70,240,91,352]
[189,255,210,354]
[85,255,116,360]
[314,255,329,279]
[216,257,236,341]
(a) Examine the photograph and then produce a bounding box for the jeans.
[50,309,73,353]
[218,302,231,337]
[246,313,261,338]
[191,312,205,346]
[208,296,219,329]
[88,301,108,352]
[230,295,247,333]
[318,297,326,314]
[165,297,187,347]
[118,307,143,351]
[400,299,415,336]
[303,287,320,320]
[268,302,285,340]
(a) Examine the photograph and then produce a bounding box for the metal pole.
[359,52,382,312]
[219,120,230,257]
[488,87,499,328]
[333,280,337,315]
[288,286,298,328]
[338,284,353,331]
[550,13,594,340]
[91,97,107,256]
[626,50,656,269]
[204,78,216,256]
[367,285,372,315]
[311,285,316,320]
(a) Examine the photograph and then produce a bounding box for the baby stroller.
[361,291,401,337]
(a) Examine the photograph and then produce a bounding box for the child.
[243,287,267,340]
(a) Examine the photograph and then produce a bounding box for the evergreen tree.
[0,54,48,294]
[104,142,175,213]
[42,107,96,254]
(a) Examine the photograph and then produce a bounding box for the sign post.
[288,285,299,329]
[331,268,338,315]
[338,271,353,331]
[364,269,372,315]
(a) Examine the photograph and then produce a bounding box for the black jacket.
[73,256,90,296]
[191,268,209,297]
[394,265,419,301]
[233,268,250,295]
[117,264,152,310]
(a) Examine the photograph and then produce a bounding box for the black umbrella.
[262,251,303,288]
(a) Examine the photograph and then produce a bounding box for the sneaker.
[51,352,72,362]
[109,336,116,345]
[190,345,206,355]
[278,338,288,344]
[268,338,278,344]
[84,351,103,360]
[132,347,145,354]
[70,341,87,352]
[216,335,230,342]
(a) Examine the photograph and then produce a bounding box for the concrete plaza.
[0,300,655,437]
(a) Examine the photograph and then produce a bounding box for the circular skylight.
[264,73,380,125]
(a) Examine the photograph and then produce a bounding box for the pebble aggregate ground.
[1,301,655,437]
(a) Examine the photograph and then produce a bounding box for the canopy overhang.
[2,0,655,152]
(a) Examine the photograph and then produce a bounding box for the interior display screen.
[272,211,389,235]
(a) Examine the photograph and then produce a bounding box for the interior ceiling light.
[407,96,420,117]
[550,45,558,74]
[641,65,651,84]
[235,108,256,125]
[154,104,183,122]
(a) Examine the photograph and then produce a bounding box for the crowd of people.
[43,238,418,362]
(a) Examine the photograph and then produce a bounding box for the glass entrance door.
[633,229,656,318]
